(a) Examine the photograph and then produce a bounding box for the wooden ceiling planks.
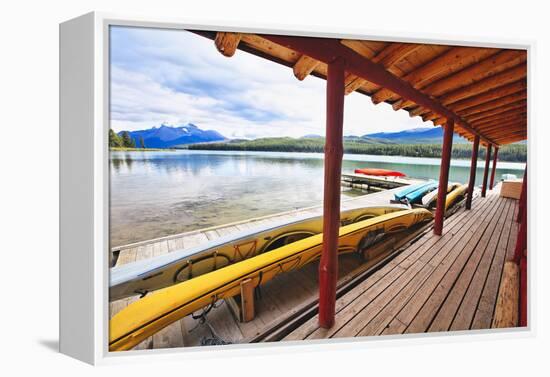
[203,31,527,145]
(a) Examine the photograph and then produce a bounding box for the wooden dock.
[280,183,519,341]
[341,173,421,191]
[109,183,518,350]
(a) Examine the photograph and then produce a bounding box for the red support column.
[465,135,480,210]
[517,166,527,222]
[490,146,499,190]
[481,144,492,197]
[433,119,454,236]
[318,57,345,329]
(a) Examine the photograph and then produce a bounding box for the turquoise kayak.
[394,181,436,201]
[404,181,439,204]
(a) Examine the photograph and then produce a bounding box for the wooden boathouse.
[110,31,527,348]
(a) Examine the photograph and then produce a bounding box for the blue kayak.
[404,181,439,204]
[394,181,436,201]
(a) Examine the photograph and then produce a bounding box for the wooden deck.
[282,183,518,341]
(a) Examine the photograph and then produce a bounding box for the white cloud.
[109,27,429,138]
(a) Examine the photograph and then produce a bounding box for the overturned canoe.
[109,208,433,351]
[403,181,439,204]
[421,183,460,207]
[394,181,436,202]
[110,205,407,301]
[444,184,468,210]
[354,168,406,177]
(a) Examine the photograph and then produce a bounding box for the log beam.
[293,54,320,80]
[214,32,242,57]
[371,47,497,104]
[456,92,527,118]
[394,50,527,110]
[440,65,527,106]
[343,42,422,95]
[449,80,527,113]
[465,100,527,123]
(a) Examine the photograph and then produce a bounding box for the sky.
[109,26,427,139]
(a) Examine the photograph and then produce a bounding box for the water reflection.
[110,150,524,246]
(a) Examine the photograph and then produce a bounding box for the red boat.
[354,168,406,177]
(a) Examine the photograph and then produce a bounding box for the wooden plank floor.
[283,183,519,341]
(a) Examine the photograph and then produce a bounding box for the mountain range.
[118,123,226,148]
[303,127,468,144]
[119,124,468,149]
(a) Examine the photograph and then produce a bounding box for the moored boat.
[394,181,436,202]
[354,168,406,177]
[109,205,408,301]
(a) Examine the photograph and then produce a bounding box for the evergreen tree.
[120,131,136,148]
[139,136,146,149]
[109,129,123,147]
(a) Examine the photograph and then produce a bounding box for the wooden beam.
[472,113,526,128]
[371,47,497,104]
[457,92,527,117]
[343,42,422,95]
[440,65,527,106]
[394,50,526,110]
[474,111,527,128]
[260,34,497,145]
[449,80,527,113]
[293,54,320,80]
[476,120,526,133]
[466,100,526,123]
[214,32,242,57]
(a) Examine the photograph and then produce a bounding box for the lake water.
[110,150,525,247]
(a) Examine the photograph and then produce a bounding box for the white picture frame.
[59,11,534,365]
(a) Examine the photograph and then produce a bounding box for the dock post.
[517,166,527,222]
[481,144,492,197]
[433,119,454,236]
[490,146,499,190]
[318,56,345,329]
[466,135,480,210]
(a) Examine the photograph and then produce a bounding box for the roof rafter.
[371,47,498,104]
[260,34,498,145]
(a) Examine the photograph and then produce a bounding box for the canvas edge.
[58,10,536,366]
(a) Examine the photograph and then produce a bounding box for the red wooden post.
[433,119,454,236]
[465,135,480,210]
[517,166,527,222]
[514,175,527,263]
[318,57,345,329]
[490,147,499,190]
[481,144,492,197]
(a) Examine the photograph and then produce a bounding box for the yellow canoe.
[109,208,433,351]
[110,205,407,301]
[445,184,468,210]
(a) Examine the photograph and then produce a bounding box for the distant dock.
[341,173,422,191]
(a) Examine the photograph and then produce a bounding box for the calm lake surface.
[110,150,525,246]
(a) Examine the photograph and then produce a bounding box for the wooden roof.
[195,31,527,146]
